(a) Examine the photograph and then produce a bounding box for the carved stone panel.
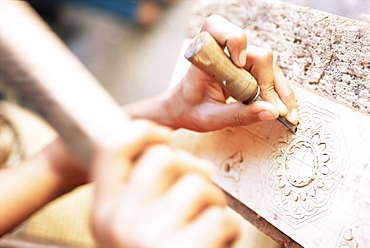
[265,101,346,228]
[170,83,370,248]
[338,221,370,247]
[176,0,370,245]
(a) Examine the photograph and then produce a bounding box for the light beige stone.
[170,81,370,247]
[187,0,370,115]
[169,1,370,246]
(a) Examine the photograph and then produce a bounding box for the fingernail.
[258,111,276,121]
[289,108,299,123]
[238,49,246,67]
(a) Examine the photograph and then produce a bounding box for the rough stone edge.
[223,190,303,248]
[186,0,370,115]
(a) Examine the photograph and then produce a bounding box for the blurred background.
[25,0,198,106]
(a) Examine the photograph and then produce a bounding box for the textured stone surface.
[284,0,370,20]
[187,0,370,114]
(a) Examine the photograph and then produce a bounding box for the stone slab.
[171,78,370,247]
[170,1,370,246]
[186,0,370,115]
[169,37,370,246]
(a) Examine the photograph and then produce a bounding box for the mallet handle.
[0,1,128,168]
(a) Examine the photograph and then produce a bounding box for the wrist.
[121,88,181,129]
[44,138,89,195]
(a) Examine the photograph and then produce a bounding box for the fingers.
[201,14,247,67]
[191,100,279,132]
[124,145,213,202]
[164,207,240,248]
[91,120,171,205]
[93,144,237,248]
[90,120,173,247]
[273,65,299,125]
[118,173,228,247]
[200,15,299,127]
[160,173,226,225]
[245,45,299,125]
[245,46,287,114]
[119,152,238,248]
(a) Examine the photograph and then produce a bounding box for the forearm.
[0,138,87,236]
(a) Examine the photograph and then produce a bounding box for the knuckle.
[260,83,277,97]
[145,145,200,172]
[176,149,201,164]
[233,31,247,42]
[286,90,297,103]
[262,49,274,63]
[205,206,229,223]
[225,30,246,43]
[144,145,175,168]
[234,110,246,126]
[96,120,164,154]
[226,32,247,52]
[184,174,225,202]
[205,14,223,25]
[181,173,209,191]
[203,15,217,31]
[254,47,273,63]
[186,174,214,193]
[146,144,170,156]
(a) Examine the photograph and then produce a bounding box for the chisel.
[185,31,297,133]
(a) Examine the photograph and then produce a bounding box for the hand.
[170,14,298,131]
[90,119,240,248]
[0,138,88,236]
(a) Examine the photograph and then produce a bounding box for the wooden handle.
[185,31,259,104]
[0,1,128,168]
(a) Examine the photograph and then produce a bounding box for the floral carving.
[220,150,243,183]
[338,222,370,247]
[265,102,344,226]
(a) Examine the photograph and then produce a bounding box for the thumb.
[198,101,279,131]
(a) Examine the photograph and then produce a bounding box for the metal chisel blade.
[277,115,297,133]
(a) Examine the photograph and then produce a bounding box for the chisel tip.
[277,116,297,133]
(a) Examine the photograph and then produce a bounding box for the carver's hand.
[90,119,240,248]
[171,14,298,131]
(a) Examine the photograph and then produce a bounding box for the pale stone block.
[187,0,370,115]
[171,1,370,246]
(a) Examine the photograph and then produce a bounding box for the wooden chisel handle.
[185,31,297,133]
[185,31,259,104]
[0,1,128,168]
